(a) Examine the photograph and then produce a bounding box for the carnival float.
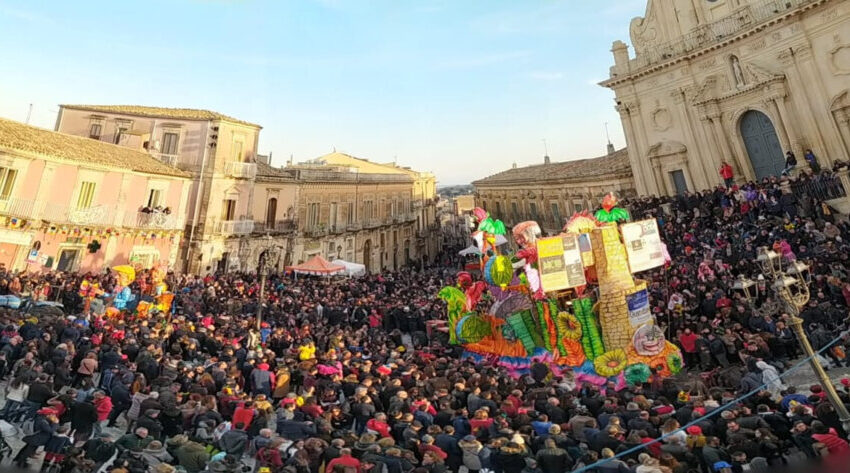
[438,193,682,389]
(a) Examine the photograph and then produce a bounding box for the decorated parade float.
[438,194,682,388]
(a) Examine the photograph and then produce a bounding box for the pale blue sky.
[0,0,646,185]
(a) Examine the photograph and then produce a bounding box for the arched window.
[266,198,277,227]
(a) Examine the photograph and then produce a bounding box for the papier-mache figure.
[511,221,544,299]
[150,264,173,313]
[471,207,506,256]
[79,276,104,314]
[109,265,136,315]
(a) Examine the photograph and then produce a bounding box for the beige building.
[472,148,635,234]
[285,152,439,272]
[601,0,850,196]
[453,195,475,216]
[55,105,286,273]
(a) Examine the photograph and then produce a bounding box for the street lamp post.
[256,244,281,331]
[754,247,850,433]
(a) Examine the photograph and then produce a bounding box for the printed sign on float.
[626,288,652,327]
[536,234,586,292]
[620,219,665,273]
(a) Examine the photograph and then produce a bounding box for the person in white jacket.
[756,361,785,399]
[1,373,30,421]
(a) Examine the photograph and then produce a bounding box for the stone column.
[672,88,710,190]
[709,113,736,168]
[652,161,670,196]
[773,96,802,154]
[784,45,834,163]
[618,104,652,196]
[627,102,661,196]
[767,98,792,153]
[836,109,850,157]
[682,161,696,193]
[836,168,850,197]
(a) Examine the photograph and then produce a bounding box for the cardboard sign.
[536,234,586,292]
[621,219,665,273]
[626,288,652,327]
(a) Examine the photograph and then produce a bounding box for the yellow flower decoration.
[557,311,582,340]
[594,349,628,377]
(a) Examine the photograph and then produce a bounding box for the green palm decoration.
[479,217,506,235]
[438,286,466,345]
[594,192,630,223]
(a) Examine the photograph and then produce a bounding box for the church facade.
[601,0,850,196]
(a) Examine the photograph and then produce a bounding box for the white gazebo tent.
[331,259,367,277]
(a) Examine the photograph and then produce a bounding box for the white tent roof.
[458,245,481,256]
[331,259,367,277]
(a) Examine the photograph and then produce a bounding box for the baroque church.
[601,0,850,196]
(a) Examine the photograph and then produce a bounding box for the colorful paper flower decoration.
[624,363,652,385]
[556,311,582,340]
[667,353,683,375]
[594,349,628,377]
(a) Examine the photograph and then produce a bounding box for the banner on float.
[536,234,586,292]
[621,219,664,273]
[626,288,652,327]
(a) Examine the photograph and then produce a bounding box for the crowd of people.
[0,165,848,473]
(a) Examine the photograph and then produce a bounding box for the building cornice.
[600,0,829,88]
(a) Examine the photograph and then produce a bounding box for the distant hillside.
[438,185,474,198]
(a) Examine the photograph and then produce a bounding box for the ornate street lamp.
[256,243,281,331]
[755,248,850,432]
[733,275,757,304]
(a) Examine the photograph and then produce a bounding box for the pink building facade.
[0,117,190,273]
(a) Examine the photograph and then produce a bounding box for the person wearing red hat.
[15,408,58,467]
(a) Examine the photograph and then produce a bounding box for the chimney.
[607,143,616,155]
[512,162,517,169]
[544,155,551,164]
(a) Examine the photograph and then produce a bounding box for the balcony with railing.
[152,152,179,167]
[225,162,258,179]
[124,210,184,230]
[216,219,254,235]
[625,0,816,72]
[328,224,346,234]
[41,203,117,226]
[0,197,41,219]
[254,219,297,233]
[305,226,328,237]
[346,222,362,231]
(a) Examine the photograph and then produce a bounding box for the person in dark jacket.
[70,399,98,443]
[14,409,58,467]
[219,422,249,456]
[136,409,164,441]
[108,382,132,427]
[250,362,275,397]
[535,438,573,473]
[277,417,317,440]
[84,432,118,472]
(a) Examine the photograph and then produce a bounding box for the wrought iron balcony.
[253,219,297,233]
[225,162,258,179]
[124,210,184,230]
[216,219,254,235]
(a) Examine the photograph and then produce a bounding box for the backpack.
[212,421,232,443]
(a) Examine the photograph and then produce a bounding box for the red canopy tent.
[285,255,345,276]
